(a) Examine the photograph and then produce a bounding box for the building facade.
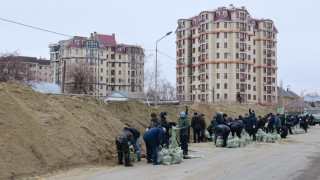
[49,32,145,97]
[17,56,51,82]
[176,5,278,105]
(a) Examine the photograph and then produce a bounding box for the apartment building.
[49,32,145,97]
[176,5,278,105]
[16,56,51,82]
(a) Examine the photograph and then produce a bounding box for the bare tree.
[65,61,94,94]
[158,79,176,100]
[0,52,32,85]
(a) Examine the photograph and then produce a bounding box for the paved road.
[44,126,320,180]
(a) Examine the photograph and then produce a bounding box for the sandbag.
[266,133,273,142]
[157,151,164,163]
[226,139,236,148]
[245,134,251,144]
[161,148,170,156]
[183,154,204,159]
[205,129,210,139]
[129,146,136,162]
[262,134,267,142]
[162,156,172,165]
[216,138,224,147]
[239,138,246,147]
[275,134,281,140]
[256,134,262,142]
[171,153,182,164]
[234,137,240,147]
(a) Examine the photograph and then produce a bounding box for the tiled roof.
[16,56,50,65]
[97,34,116,46]
[277,87,300,99]
[286,101,311,108]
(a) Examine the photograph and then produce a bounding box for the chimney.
[90,33,93,39]
[94,31,97,40]
[229,4,234,9]
[241,6,245,10]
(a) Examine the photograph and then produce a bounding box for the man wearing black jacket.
[160,112,169,147]
[215,125,231,147]
[191,112,202,143]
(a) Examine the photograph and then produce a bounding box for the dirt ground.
[35,126,320,180]
[0,82,276,180]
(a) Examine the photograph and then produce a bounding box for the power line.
[144,49,176,61]
[0,17,73,37]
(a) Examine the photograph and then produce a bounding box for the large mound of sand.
[0,82,276,180]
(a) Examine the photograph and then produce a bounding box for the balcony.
[179,62,185,66]
[240,28,247,31]
[240,88,245,92]
[189,71,194,75]
[267,63,272,66]
[240,69,245,72]
[240,48,245,52]
[178,81,183,85]
[267,72,272,76]
[179,71,183,75]
[240,38,245,42]
[267,54,272,57]
[240,78,246,82]
[266,90,272,94]
[131,82,136,85]
[201,79,206,83]
[267,81,272,85]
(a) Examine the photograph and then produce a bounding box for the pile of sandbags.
[217,131,250,148]
[292,125,305,134]
[157,147,184,165]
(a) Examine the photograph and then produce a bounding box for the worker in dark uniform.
[200,114,206,142]
[215,124,231,147]
[300,116,308,133]
[179,111,189,156]
[115,128,138,167]
[231,120,244,138]
[191,112,202,143]
[280,125,288,138]
[124,127,141,161]
[160,112,169,147]
[149,113,160,129]
[143,125,165,165]
[236,92,242,103]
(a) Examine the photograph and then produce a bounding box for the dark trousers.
[276,127,281,134]
[193,129,201,143]
[267,125,274,133]
[180,135,188,155]
[281,133,287,138]
[286,125,293,134]
[187,127,190,143]
[116,140,129,163]
[232,129,242,138]
[247,129,256,141]
[143,136,158,163]
[300,123,307,133]
[222,130,230,146]
[200,129,205,141]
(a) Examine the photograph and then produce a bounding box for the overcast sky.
[0,0,319,96]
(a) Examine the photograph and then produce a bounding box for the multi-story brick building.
[49,32,145,97]
[176,5,278,105]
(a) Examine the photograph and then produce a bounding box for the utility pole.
[207,87,215,103]
[62,59,66,94]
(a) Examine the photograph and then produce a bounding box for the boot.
[118,156,123,165]
[125,156,133,167]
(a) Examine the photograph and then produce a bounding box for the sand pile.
[0,82,276,180]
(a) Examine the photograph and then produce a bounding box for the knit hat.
[194,112,198,116]
[151,113,157,117]
[180,111,186,115]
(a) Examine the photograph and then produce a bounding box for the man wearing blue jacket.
[143,125,165,165]
[243,113,257,141]
[215,124,230,147]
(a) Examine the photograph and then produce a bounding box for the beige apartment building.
[176,5,278,105]
[16,56,51,82]
[49,32,144,97]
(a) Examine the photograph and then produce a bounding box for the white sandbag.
[171,153,182,164]
[157,151,164,163]
[216,138,224,147]
[226,139,236,148]
[234,137,240,147]
[162,156,172,165]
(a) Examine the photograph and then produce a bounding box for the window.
[112,62,115,67]
[119,55,121,59]
[224,43,227,48]
[217,43,220,48]
[224,73,227,79]
[75,40,79,45]
[118,47,122,51]
[217,63,220,69]
[111,70,115,75]
[119,71,121,75]
[217,94,220,99]
[39,66,42,69]
[224,63,227,69]
[224,22,227,28]
[217,73,220,79]
[217,22,220,28]
[217,83,220,89]
[224,33,227,38]
[99,43,103,47]
[217,53,220,59]
[119,63,121,67]
[217,33,220,38]
[236,33,239,38]
[224,53,227,59]
[100,51,103,56]
[75,49,79,54]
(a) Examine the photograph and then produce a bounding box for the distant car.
[304,109,320,125]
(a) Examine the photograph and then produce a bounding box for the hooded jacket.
[179,115,189,135]
[191,115,202,129]
[243,113,257,130]
[124,127,140,140]
[215,125,230,136]
[275,115,282,128]
[160,112,169,128]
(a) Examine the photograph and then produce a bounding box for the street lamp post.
[155,31,172,106]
